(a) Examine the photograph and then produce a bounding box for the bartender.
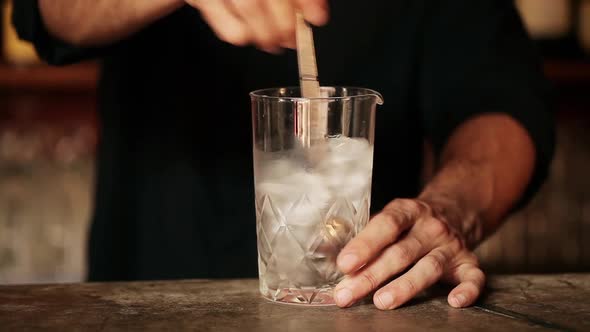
[13,0,554,310]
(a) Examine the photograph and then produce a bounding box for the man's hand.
[186,0,329,53]
[334,197,486,310]
[333,113,538,310]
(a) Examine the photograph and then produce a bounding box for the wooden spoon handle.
[295,13,326,148]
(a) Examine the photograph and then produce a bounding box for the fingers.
[191,0,250,46]
[294,0,330,26]
[445,261,486,308]
[337,199,424,275]
[190,0,329,52]
[372,247,452,310]
[227,0,280,53]
[266,0,297,49]
[330,196,485,311]
[334,234,426,307]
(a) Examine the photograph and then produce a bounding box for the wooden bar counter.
[0,273,589,331]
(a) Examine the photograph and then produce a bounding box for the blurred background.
[0,0,589,285]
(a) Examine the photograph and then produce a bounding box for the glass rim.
[249,86,384,105]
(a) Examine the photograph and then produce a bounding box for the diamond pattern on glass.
[285,195,323,253]
[355,193,371,235]
[258,195,284,245]
[257,191,371,305]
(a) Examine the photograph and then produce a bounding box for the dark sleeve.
[12,0,109,65]
[419,0,556,209]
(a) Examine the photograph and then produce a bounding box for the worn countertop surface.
[1,274,589,331]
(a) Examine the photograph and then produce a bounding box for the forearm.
[39,0,185,46]
[419,113,536,247]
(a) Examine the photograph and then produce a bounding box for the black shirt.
[13,0,555,282]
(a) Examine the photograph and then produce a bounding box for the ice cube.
[255,136,375,288]
[266,225,321,288]
[309,217,354,283]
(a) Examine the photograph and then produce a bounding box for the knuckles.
[359,271,379,291]
[424,252,445,276]
[380,212,402,236]
[397,198,432,216]
[424,217,451,240]
[230,0,260,15]
[447,237,464,254]
[393,243,414,265]
[387,198,468,252]
[218,29,250,46]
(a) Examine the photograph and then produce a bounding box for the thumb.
[294,0,330,26]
